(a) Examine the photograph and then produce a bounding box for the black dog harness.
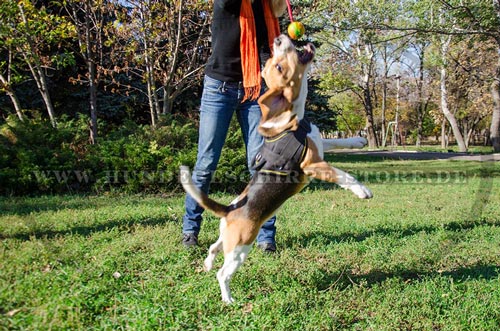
[252,119,312,176]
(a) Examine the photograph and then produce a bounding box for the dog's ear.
[258,88,297,136]
[258,88,292,122]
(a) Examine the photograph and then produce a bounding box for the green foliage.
[88,116,199,194]
[0,115,84,195]
[328,93,366,135]
[0,115,249,195]
[305,78,338,134]
[0,0,76,67]
[0,116,188,195]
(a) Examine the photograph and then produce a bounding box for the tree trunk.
[381,77,387,147]
[0,73,24,122]
[140,5,158,127]
[162,86,171,114]
[161,0,183,117]
[416,109,423,147]
[359,43,378,149]
[440,35,467,152]
[490,40,500,152]
[364,87,378,148]
[489,4,500,151]
[441,118,447,149]
[416,49,425,147]
[85,0,98,144]
[0,49,24,121]
[39,72,57,128]
[18,3,57,128]
[145,58,157,127]
[88,60,98,144]
[491,78,500,152]
[26,56,57,128]
[147,56,160,121]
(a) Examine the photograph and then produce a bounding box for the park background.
[1,0,500,194]
[1,0,499,329]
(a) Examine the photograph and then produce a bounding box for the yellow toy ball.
[287,21,305,40]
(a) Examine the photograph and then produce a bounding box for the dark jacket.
[205,0,271,82]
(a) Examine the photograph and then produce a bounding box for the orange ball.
[287,21,305,40]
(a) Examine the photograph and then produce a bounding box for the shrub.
[0,115,85,195]
[0,114,248,195]
[75,116,201,194]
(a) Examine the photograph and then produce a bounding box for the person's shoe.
[257,242,277,254]
[182,233,198,248]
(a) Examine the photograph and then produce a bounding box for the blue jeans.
[182,75,276,244]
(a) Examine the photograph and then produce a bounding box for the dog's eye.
[275,64,283,73]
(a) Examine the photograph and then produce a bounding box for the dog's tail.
[179,166,229,218]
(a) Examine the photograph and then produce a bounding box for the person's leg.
[183,76,239,239]
[236,96,264,170]
[237,95,277,250]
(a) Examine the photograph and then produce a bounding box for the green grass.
[1,156,499,330]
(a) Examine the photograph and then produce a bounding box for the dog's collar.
[264,118,311,141]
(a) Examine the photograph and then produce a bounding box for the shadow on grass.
[0,215,178,241]
[281,217,499,250]
[281,217,499,290]
[326,150,499,162]
[0,195,108,217]
[313,263,499,292]
[0,194,182,217]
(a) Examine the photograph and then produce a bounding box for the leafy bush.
[0,115,84,195]
[0,114,248,195]
[89,117,199,194]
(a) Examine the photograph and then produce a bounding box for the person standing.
[182,0,286,252]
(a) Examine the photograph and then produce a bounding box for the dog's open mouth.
[299,43,315,64]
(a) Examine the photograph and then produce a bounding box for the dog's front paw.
[350,184,373,199]
[346,137,368,149]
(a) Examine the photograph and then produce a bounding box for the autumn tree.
[445,38,494,147]
[62,0,114,144]
[391,0,500,151]
[309,0,421,148]
[110,0,210,127]
[404,40,433,147]
[313,22,381,147]
[0,2,24,122]
[0,0,75,127]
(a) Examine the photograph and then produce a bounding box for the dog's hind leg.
[217,244,252,304]
[204,218,227,271]
[204,239,222,272]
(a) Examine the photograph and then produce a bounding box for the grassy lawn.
[1,155,499,330]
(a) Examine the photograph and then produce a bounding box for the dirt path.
[332,150,500,162]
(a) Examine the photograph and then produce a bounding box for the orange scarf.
[240,0,281,102]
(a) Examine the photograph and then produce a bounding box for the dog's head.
[259,34,315,136]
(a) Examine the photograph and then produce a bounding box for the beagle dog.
[180,35,373,304]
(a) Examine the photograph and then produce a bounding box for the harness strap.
[252,118,312,175]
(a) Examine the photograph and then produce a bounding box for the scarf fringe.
[240,0,280,102]
[243,86,261,102]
